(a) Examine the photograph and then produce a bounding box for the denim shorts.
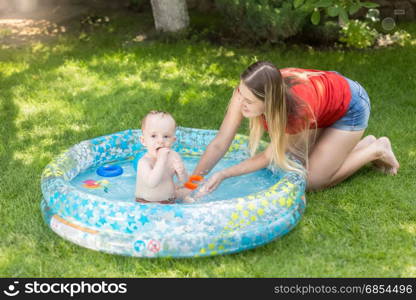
[330,76,371,131]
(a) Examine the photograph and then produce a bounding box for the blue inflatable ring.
[40,127,306,258]
[97,165,123,177]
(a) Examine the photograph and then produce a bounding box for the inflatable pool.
[41,127,306,257]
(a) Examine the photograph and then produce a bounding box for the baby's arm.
[169,152,195,203]
[170,151,188,184]
[139,149,170,188]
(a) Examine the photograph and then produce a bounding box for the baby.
[135,111,192,204]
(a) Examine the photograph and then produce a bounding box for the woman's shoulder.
[281,67,325,78]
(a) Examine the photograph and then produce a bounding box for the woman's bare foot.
[354,135,377,151]
[372,137,400,175]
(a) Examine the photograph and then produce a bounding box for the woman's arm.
[196,145,272,196]
[192,87,244,176]
[221,145,272,178]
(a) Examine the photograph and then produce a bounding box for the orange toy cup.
[189,175,204,182]
[184,181,198,190]
[184,175,204,190]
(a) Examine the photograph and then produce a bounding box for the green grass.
[1,12,416,277]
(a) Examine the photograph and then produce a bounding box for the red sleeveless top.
[262,68,352,134]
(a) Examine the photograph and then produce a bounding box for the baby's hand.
[175,187,191,198]
[175,187,195,203]
[156,147,170,160]
[182,195,196,203]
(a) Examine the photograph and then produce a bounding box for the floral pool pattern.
[41,127,306,257]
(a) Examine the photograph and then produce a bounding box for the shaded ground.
[0,2,132,47]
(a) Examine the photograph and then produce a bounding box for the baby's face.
[141,115,176,156]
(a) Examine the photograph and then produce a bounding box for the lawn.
[1,11,415,277]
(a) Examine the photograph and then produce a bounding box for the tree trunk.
[150,0,189,32]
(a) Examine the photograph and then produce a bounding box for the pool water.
[71,156,282,203]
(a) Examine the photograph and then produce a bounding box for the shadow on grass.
[0,82,19,169]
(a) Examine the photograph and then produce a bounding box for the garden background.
[1,0,415,277]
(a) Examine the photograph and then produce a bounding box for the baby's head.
[140,111,177,155]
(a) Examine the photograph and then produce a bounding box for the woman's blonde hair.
[241,61,317,178]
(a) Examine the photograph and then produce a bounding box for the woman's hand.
[195,171,227,197]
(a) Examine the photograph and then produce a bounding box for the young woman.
[192,61,399,196]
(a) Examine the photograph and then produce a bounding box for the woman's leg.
[350,135,384,172]
[306,128,400,191]
[352,134,376,151]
